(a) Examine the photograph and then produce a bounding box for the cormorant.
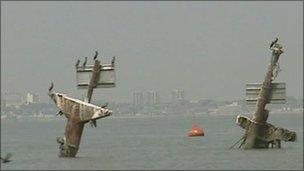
[48,82,54,92]
[90,120,97,127]
[75,59,80,67]
[111,56,115,66]
[270,37,278,49]
[82,57,88,68]
[93,51,98,60]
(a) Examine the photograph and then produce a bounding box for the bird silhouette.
[48,82,54,92]
[93,51,98,60]
[270,37,278,49]
[82,57,88,68]
[1,153,12,163]
[90,120,97,127]
[111,56,116,66]
[75,59,80,67]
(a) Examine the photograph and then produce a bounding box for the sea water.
[1,113,303,170]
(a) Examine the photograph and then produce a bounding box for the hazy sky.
[1,1,303,103]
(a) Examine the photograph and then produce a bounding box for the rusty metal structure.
[48,51,116,157]
[235,38,296,149]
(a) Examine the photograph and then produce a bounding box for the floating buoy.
[188,124,204,137]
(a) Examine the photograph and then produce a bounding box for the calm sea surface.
[1,113,303,170]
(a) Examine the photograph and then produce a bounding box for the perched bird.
[111,56,116,66]
[93,51,98,60]
[90,119,97,127]
[82,57,88,68]
[48,82,54,92]
[75,59,80,68]
[1,153,12,163]
[270,37,278,49]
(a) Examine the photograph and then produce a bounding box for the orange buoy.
[188,124,204,137]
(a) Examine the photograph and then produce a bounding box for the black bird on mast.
[90,120,97,127]
[111,56,115,66]
[48,82,54,92]
[93,51,98,60]
[75,59,80,68]
[270,37,278,49]
[82,57,88,68]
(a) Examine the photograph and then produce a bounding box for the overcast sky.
[1,1,303,103]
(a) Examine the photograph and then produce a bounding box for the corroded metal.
[49,54,115,157]
[245,82,286,105]
[49,92,112,122]
[235,39,296,149]
[49,91,112,157]
[236,115,296,147]
[85,60,101,102]
[76,59,115,89]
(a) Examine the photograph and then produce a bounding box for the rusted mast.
[85,60,101,103]
[244,40,283,148]
[62,60,101,157]
[60,104,85,157]
[253,45,282,123]
[235,38,296,149]
[48,50,115,157]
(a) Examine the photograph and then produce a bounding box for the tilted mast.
[235,38,296,149]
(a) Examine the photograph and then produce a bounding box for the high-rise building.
[26,93,39,104]
[27,93,34,104]
[133,91,144,107]
[171,89,185,104]
[146,91,160,106]
[133,91,144,114]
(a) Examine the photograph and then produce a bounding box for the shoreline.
[1,111,302,121]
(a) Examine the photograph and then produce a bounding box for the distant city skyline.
[1,2,303,103]
[2,90,303,106]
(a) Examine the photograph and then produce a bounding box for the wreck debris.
[234,38,296,149]
[49,51,116,157]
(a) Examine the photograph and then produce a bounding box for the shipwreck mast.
[235,38,296,149]
[49,51,116,157]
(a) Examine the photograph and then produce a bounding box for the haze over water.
[1,113,303,170]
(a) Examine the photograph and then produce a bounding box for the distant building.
[3,93,23,107]
[171,89,185,104]
[26,93,39,104]
[146,91,160,106]
[133,91,144,113]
